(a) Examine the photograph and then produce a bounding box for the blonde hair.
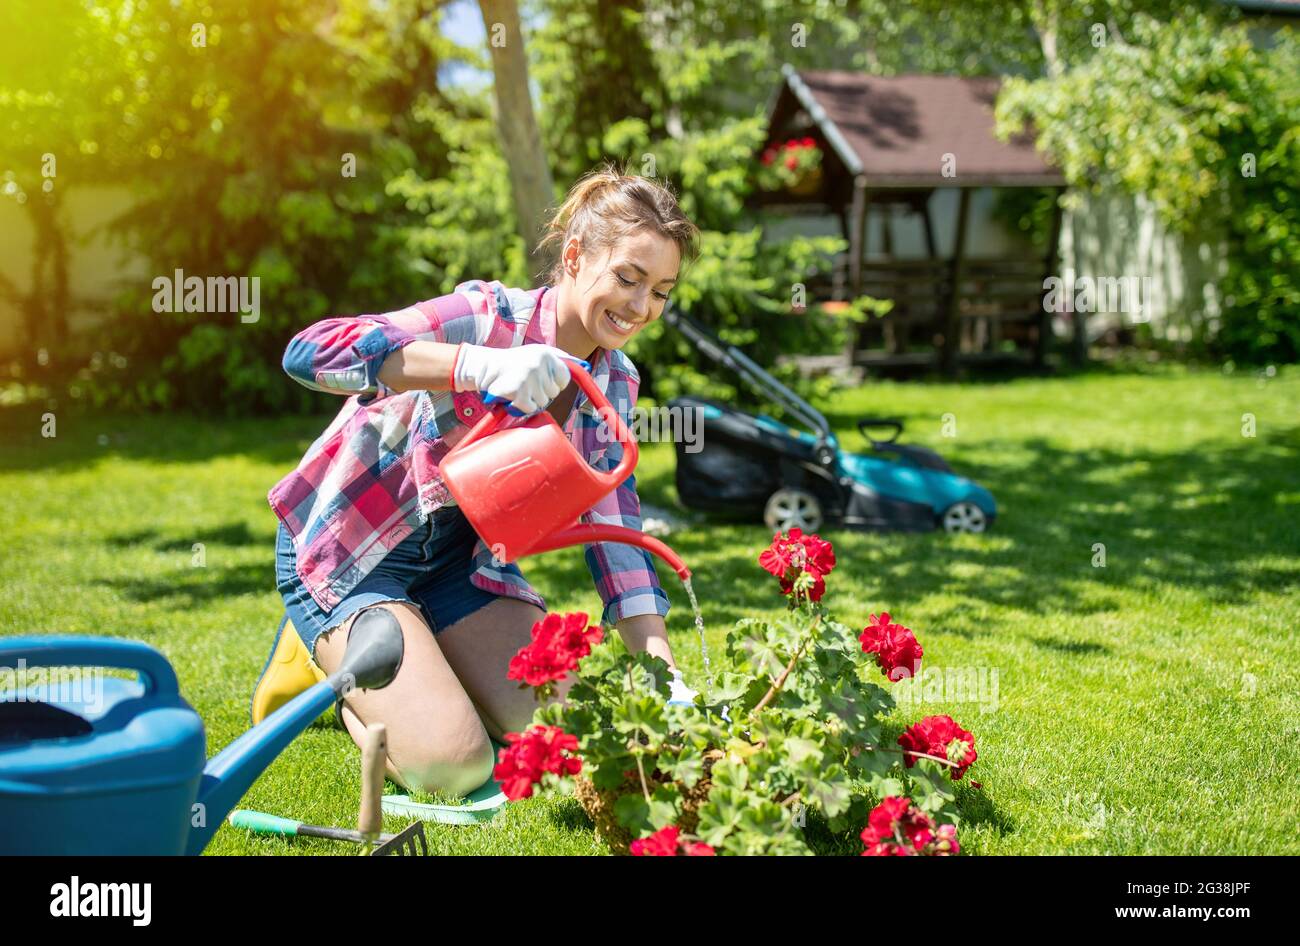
[539,162,700,286]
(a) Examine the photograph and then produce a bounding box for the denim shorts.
[275,504,522,660]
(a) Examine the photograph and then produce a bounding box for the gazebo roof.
[768,65,1065,189]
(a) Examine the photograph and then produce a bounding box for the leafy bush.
[997,13,1300,364]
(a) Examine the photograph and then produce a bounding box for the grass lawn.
[1,364,1296,855]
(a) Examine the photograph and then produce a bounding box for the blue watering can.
[0,609,404,855]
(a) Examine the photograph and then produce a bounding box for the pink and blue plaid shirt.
[268,279,670,627]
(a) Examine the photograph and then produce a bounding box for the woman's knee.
[395,721,495,798]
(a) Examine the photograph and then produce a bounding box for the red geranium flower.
[630,825,716,856]
[759,527,837,603]
[898,714,978,780]
[801,137,815,148]
[859,612,924,681]
[493,725,582,801]
[507,612,603,689]
[860,796,959,856]
[630,825,680,856]
[784,154,798,170]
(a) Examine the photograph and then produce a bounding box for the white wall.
[0,186,148,361]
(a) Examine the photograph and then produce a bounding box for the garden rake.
[229,723,427,855]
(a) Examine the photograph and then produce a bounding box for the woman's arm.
[616,612,677,670]
[376,340,460,394]
[281,294,485,397]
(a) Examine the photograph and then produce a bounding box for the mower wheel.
[940,501,988,534]
[764,488,823,533]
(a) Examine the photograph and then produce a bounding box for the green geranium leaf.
[613,793,653,835]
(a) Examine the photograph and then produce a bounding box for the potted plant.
[493,529,979,856]
[757,137,824,196]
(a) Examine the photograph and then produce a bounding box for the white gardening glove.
[453,343,589,416]
[667,669,699,707]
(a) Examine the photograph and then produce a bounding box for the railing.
[805,256,1050,370]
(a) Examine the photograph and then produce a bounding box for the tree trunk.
[478,0,556,281]
[1030,0,1064,78]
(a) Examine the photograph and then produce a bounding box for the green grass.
[1,363,1297,855]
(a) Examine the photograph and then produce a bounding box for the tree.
[479,0,556,278]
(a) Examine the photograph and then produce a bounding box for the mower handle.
[857,417,904,444]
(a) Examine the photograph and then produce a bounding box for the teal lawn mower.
[664,307,997,535]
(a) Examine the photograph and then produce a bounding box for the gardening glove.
[667,669,699,707]
[453,343,590,417]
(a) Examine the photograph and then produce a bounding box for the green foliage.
[532,592,962,855]
[996,13,1300,364]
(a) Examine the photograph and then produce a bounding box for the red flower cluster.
[859,612,924,681]
[507,612,603,688]
[761,136,817,166]
[629,825,716,857]
[493,725,582,801]
[898,715,978,780]
[860,796,960,856]
[758,527,836,602]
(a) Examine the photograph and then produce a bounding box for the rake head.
[370,820,428,856]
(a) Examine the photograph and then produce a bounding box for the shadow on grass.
[98,561,269,605]
[526,428,1300,635]
[0,406,331,473]
[106,522,261,551]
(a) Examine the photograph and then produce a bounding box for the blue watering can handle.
[0,636,179,698]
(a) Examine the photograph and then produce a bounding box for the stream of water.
[681,576,712,687]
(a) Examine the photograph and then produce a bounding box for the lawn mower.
[663,306,996,535]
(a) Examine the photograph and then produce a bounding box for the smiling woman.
[253,163,701,802]
[538,163,700,359]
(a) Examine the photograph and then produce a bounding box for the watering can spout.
[185,608,405,854]
[527,524,691,582]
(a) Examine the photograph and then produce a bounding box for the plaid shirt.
[268,279,670,627]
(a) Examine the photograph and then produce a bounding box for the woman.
[252,165,701,797]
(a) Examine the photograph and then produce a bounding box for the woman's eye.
[615,273,635,287]
[654,291,671,302]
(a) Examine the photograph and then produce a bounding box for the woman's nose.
[628,290,650,318]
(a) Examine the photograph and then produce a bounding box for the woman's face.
[564,229,680,354]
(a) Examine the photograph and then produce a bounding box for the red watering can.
[440,362,691,581]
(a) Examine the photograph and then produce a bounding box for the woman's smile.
[604,309,641,335]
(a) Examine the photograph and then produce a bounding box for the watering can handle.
[0,636,180,698]
[453,361,639,487]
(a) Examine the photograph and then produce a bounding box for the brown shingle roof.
[782,68,1065,188]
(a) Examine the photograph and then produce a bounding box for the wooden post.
[941,188,972,378]
[1037,187,1065,369]
[849,175,867,297]
[847,175,868,361]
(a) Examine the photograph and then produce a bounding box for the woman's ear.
[562,236,583,279]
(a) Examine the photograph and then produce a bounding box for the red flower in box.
[755,136,823,192]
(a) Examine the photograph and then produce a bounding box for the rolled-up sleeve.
[579,364,671,626]
[281,286,495,399]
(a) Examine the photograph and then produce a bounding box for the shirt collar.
[529,284,612,379]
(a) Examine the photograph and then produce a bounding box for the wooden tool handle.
[358,723,387,842]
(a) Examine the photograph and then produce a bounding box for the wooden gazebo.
[752,65,1069,376]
